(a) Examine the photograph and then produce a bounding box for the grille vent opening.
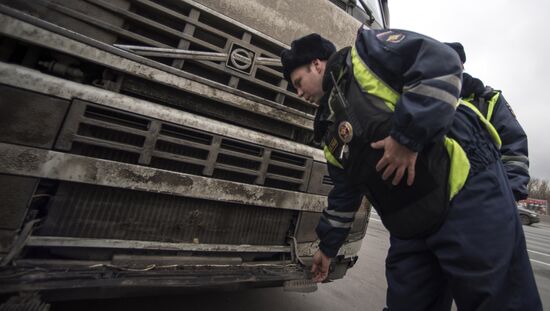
[160,124,213,145]
[267,165,304,179]
[155,140,209,160]
[236,79,278,102]
[180,57,231,84]
[77,123,145,147]
[271,151,306,167]
[255,69,281,86]
[220,139,262,157]
[217,154,261,170]
[84,105,149,130]
[322,175,334,185]
[265,179,301,192]
[71,142,140,164]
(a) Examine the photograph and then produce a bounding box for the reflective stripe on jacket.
[465,89,530,200]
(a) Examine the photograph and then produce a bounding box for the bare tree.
[528,178,550,201]
[528,178,540,195]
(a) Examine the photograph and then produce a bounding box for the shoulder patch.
[376,30,406,43]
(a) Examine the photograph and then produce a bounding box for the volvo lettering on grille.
[227,43,256,75]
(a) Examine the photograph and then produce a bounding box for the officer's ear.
[311,59,324,74]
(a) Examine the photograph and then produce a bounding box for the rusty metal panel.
[36,182,297,245]
[0,174,37,230]
[307,161,334,196]
[0,85,69,149]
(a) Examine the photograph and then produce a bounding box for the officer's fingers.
[312,261,322,274]
[392,166,406,185]
[371,139,385,149]
[321,262,329,274]
[313,272,324,283]
[382,164,396,180]
[312,273,319,282]
[407,164,415,186]
[376,156,389,172]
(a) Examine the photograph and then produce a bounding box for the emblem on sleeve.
[376,30,406,43]
[338,121,353,143]
[386,33,405,43]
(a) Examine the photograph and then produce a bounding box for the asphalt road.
[525,220,550,309]
[52,213,550,311]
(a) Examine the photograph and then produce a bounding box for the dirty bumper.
[0,263,307,293]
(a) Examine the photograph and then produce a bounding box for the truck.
[0,0,388,306]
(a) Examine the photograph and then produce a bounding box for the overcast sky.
[387,0,550,181]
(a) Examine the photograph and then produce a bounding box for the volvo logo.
[226,43,256,75]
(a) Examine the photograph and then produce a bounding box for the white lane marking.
[530,259,550,267]
[528,249,550,257]
[369,217,381,222]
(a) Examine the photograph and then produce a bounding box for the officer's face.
[290,60,325,104]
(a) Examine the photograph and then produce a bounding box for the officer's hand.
[371,136,418,186]
[311,249,331,283]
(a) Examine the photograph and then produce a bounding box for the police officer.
[281,29,542,310]
[446,42,530,201]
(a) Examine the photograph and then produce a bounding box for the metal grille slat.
[86,0,225,53]
[218,149,263,162]
[269,159,308,172]
[265,174,303,184]
[80,118,149,137]
[72,135,143,153]
[151,150,207,167]
[156,135,212,151]
[131,0,242,49]
[214,163,260,177]
[44,0,170,48]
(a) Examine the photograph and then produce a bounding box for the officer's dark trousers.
[385,159,542,310]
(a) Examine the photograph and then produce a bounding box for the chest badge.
[338,121,353,143]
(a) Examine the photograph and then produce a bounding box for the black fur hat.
[445,42,466,64]
[281,33,336,84]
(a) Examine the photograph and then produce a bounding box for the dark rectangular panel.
[0,174,38,230]
[0,85,69,149]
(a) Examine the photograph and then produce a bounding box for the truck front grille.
[36,182,296,245]
[55,100,313,192]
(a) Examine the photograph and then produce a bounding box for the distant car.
[517,206,540,226]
